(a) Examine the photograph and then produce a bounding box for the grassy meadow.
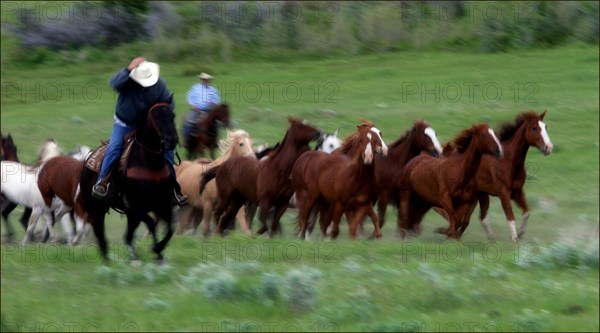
[1,44,599,331]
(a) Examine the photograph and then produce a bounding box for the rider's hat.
[197,72,214,80]
[129,61,160,87]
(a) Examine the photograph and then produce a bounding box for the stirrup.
[173,189,188,206]
[92,183,108,200]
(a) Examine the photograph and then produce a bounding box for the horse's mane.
[209,129,252,167]
[388,120,428,149]
[338,120,374,154]
[497,111,539,142]
[449,126,478,154]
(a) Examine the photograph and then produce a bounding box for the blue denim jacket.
[110,68,174,125]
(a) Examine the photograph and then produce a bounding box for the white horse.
[0,139,90,244]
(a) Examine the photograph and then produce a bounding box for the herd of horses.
[1,102,554,263]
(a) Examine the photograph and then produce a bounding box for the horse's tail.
[199,165,219,194]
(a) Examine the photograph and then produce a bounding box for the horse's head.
[220,129,255,158]
[522,111,553,156]
[356,120,388,164]
[1,134,18,162]
[455,123,503,159]
[287,116,323,145]
[412,120,443,157]
[213,103,231,128]
[316,129,342,153]
[147,101,179,151]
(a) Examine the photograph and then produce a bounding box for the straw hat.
[197,72,214,80]
[129,61,160,87]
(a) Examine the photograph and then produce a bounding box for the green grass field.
[1,44,599,331]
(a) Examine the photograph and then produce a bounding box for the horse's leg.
[201,201,213,238]
[256,198,273,235]
[366,205,383,239]
[234,205,251,235]
[477,193,495,241]
[244,203,257,231]
[90,216,109,262]
[1,201,17,241]
[20,207,32,231]
[329,204,344,240]
[71,213,88,245]
[22,207,43,244]
[512,189,530,239]
[456,200,478,239]
[377,195,388,229]
[498,190,518,242]
[216,198,244,236]
[269,201,289,238]
[152,207,175,263]
[124,213,143,262]
[398,190,411,239]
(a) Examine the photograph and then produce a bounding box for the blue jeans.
[183,110,206,139]
[96,121,176,184]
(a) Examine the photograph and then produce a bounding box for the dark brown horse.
[372,120,443,233]
[434,111,553,241]
[291,120,388,240]
[1,133,32,241]
[79,100,179,262]
[184,103,231,160]
[200,117,322,236]
[398,123,503,239]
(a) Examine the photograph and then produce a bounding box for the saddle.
[86,134,135,174]
[86,131,170,182]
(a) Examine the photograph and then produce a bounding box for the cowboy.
[182,72,221,142]
[92,57,188,205]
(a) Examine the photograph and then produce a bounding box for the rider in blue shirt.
[92,57,187,205]
[183,73,221,142]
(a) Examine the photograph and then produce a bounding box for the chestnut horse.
[291,120,388,240]
[184,103,231,160]
[79,100,179,263]
[176,129,255,237]
[434,111,553,241]
[373,120,443,232]
[200,117,322,236]
[398,123,503,239]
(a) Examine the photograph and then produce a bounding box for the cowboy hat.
[197,72,214,80]
[129,61,160,87]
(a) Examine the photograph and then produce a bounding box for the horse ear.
[539,110,546,120]
[334,128,339,137]
[167,93,174,104]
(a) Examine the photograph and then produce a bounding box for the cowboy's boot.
[92,177,110,200]
[170,173,188,206]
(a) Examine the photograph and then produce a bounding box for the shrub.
[282,267,322,314]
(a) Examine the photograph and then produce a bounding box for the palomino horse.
[1,133,32,240]
[79,100,179,263]
[200,117,322,237]
[398,123,503,239]
[184,103,231,160]
[291,120,388,240]
[176,129,255,237]
[434,111,553,241]
[373,120,443,232]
